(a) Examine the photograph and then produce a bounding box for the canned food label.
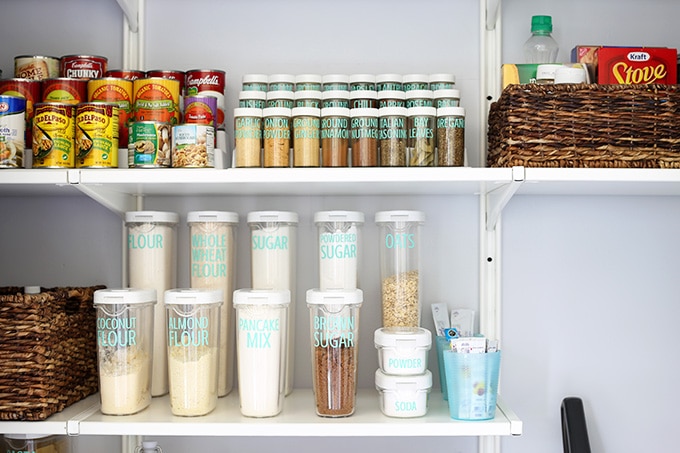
[76,103,119,168]
[62,59,106,79]
[43,79,87,105]
[183,96,216,127]
[133,78,180,124]
[32,103,75,168]
[172,124,214,168]
[128,122,172,167]
[185,71,225,126]
[0,96,26,168]
[14,56,60,80]
[88,78,133,146]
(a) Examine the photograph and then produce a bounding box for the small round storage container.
[374,327,431,375]
[375,369,432,418]
[2,434,71,453]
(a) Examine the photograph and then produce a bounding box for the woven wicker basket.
[0,286,104,421]
[487,83,680,168]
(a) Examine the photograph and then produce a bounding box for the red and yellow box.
[597,47,676,85]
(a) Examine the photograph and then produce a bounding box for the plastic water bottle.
[523,15,559,63]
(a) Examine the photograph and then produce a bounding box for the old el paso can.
[88,77,133,147]
[0,95,26,168]
[0,78,42,149]
[185,69,225,127]
[42,78,88,105]
[32,102,76,168]
[60,54,108,79]
[132,77,181,125]
[75,102,119,168]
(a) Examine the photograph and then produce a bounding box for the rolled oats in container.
[171,123,215,168]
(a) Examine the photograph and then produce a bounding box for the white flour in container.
[99,345,151,415]
[168,345,218,416]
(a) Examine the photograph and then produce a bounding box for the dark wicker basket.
[0,286,104,421]
[487,83,680,168]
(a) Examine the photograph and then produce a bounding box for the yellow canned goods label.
[88,77,133,147]
[75,102,119,168]
[32,102,76,168]
[132,77,180,125]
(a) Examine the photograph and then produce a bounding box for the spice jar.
[375,369,432,418]
[262,107,291,167]
[375,210,424,328]
[187,211,239,397]
[238,90,266,109]
[233,289,291,418]
[307,288,363,417]
[405,90,434,108]
[247,211,298,396]
[429,73,456,90]
[321,107,350,167]
[125,210,179,397]
[266,90,294,109]
[349,73,376,91]
[165,288,222,417]
[374,327,431,375]
[402,74,430,91]
[378,90,406,108]
[292,107,320,167]
[322,74,349,91]
[349,108,378,167]
[233,107,263,168]
[268,74,295,92]
[322,90,350,109]
[94,288,156,415]
[294,90,322,108]
[407,106,436,167]
[2,435,71,453]
[378,106,407,167]
[314,210,365,289]
[295,74,322,91]
[436,106,465,167]
[376,73,403,92]
[349,90,377,109]
[242,74,268,92]
[433,89,461,108]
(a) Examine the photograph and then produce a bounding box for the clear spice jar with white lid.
[349,73,376,91]
[378,106,407,167]
[350,90,378,109]
[234,107,263,168]
[322,90,350,109]
[268,74,295,92]
[378,90,406,108]
[238,91,266,109]
[405,90,434,108]
[262,107,291,167]
[242,74,268,92]
[436,106,465,167]
[402,74,429,91]
[407,106,436,167]
[292,106,320,167]
[376,73,403,91]
[433,89,461,108]
[266,90,294,109]
[322,74,350,91]
[295,74,322,91]
[428,73,456,90]
[349,107,379,167]
[294,90,322,108]
[321,107,350,167]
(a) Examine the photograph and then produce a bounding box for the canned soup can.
[88,77,133,147]
[185,69,225,127]
[75,102,119,168]
[14,55,60,80]
[133,77,181,125]
[128,121,172,168]
[183,95,217,128]
[172,124,214,168]
[60,54,108,79]
[0,78,42,149]
[43,78,88,105]
[0,95,26,168]
[32,102,75,168]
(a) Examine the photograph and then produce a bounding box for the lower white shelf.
[0,390,522,438]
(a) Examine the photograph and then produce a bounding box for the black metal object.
[561,397,592,453]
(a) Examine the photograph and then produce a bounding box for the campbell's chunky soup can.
[0,78,42,149]
[133,77,181,125]
[32,102,76,168]
[88,77,134,147]
[60,55,108,79]
[75,102,119,168]
[14,55,60,80]
[0,95,26,168]
[185,69,225,127]
[42,78,88,105]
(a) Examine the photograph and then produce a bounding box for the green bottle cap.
[531,15,553,33]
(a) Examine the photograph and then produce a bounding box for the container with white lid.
[314,210,365,289]
[374,326,431,375]
[125,211,178,397]
[238,90,267,109]
[187,211,239,398]
[294,90,322,108]
[242,74,268,92]
[433,89,461,108]
[164,288,223,416]
[376,73,403,92]
[2,434,71,453]
[268,74,295,92]
[429,73,456,90]
[233,288,291,417]
[536,64,562,84]
[266,90,294,109]
[554,66,587,84]
[295,74,322,91]
[322,74,350,91]
[405,90,434,108]
[322,90,350,109]
[402,74,430,91]
[378,90,406,108]
[375,369,432,418]
[349,74,376,91]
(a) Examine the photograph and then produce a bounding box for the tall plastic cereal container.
[314,210,364,290]
[94,288,156,415]
[187,211,238,397]
[164,288,222,417]
[375,210,425,327]
[125,211,178,397]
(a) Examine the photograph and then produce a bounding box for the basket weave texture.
[487,83,680,168]
[0,286,104,420]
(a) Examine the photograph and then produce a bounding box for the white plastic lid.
[320,107,350,117]
[268,74,295,83]
[405,90,434,100]
[536,64,562,80]
[322,90,350,100]
[295,74,322,83]
[266,91,294,100]
[322,74,350,84]
[374,327,432,349]
[429,73,456,84]
[94,288,157,305]
[376,73,403,83]
[294,90,322,100]
[378,90,406,100]
[554,66,587,84]
[239,90,267,100]
[407,106,436,116]
[3,434,52,440]
[349,90,378,100]
[125,211,179,224]
[306,288,364,306]
[349,74,376,83]
[313,210,365,224]
[233,288,291,306]
[349,108,379,118]
[375,210,425,223]
[164,288,223,305]
[24,286,41,294]
[433,89,461,99]
[233,107,263,118]
[242,74,268,84]
[378,106,408,117]
[375,369,432,390]
[262,107,292,117]
[436,106,465,117]
[187,211,239,224]
[247,210,299,224]
[291,107,321,117]
[402,74,429,84]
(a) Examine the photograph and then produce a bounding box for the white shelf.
[0,391,522,438]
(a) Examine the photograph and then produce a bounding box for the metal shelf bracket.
[486,166,524,232]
